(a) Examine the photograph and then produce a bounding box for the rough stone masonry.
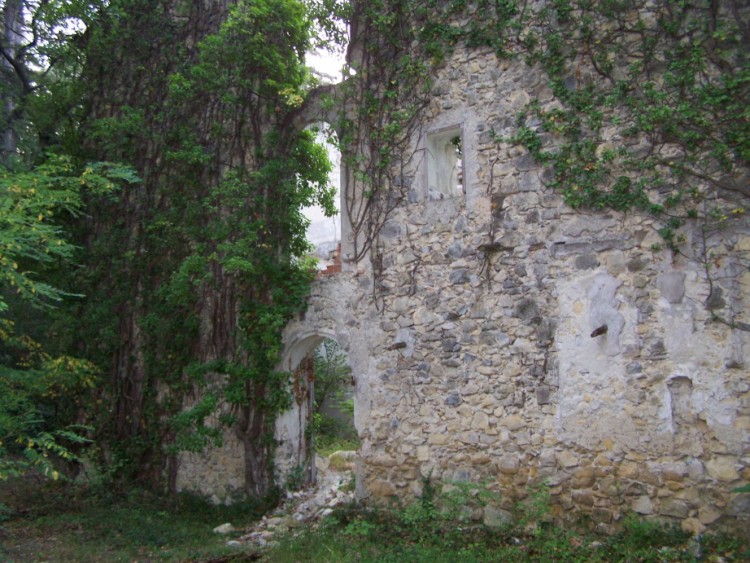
[178,19,750,537]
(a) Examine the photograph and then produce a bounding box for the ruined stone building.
[177,2,750,535]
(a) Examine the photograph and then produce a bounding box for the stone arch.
[274,273,374,495]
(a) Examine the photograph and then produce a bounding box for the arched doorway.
[275,331,357,489]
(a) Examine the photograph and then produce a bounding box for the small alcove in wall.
[426,125,463,201]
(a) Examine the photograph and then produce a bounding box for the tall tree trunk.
[76,0,317,496]
[77,0,232,487]
[1,0,24,164]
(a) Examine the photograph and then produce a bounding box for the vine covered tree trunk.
[72,0,334,494]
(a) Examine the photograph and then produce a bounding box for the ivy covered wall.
[271,0,750,535]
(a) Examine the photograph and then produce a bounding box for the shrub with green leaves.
[0,155,137,480]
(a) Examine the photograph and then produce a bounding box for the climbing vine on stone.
[328,0,748,319]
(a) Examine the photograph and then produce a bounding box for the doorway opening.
[310,338,358,458]
[278,334,357,489]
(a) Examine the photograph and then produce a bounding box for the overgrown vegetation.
[1,472,748,561]
[2,0,336,496]
[316,0,748,317]
[68,0,337,494]
[0,159,137,481]
[494,0,750,322]
[310,338,358,456]
[264,483,749,562]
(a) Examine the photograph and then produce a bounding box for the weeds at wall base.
[264,487,750,563]
[267,508,749,563]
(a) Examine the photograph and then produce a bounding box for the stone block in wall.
[514,152,539,172]
[632,496,654,515]
[571,489,595,507]
[657,271,686,304]
[370,479,397,497]
[571,466,596,489]
[484,506,514,527]
[497,455,520,475]
[575,254,600,270]
[512,298,540,322]
[556,451,579,469]
[660,499,690,519]
[706,456,740,482]
[535,385,552,405]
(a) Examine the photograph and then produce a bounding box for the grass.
[262,496,750,563]
[0,476,267,562]
[315,436,359,458]
[312,410,359,458]
[1,476,747,562]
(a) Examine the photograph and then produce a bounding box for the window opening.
[427,127,463,200]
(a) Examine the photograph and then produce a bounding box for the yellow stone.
[370,479,396,497]
[428,433,449,445]
[618,462,640,479]
[681,518,706,536]
[706,457,740,481]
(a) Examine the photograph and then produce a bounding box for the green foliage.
[0,320,95,480]
[0,153,136,481]
[264,483,749,562]
[0,0,104,167]
[599,514,693,561]
[0,155,136,311]
[4,479,747,563]
[309,339,358,455]
[7,0,746,508]
[165,392,222,454]
[286,463,306,492]
[331,0,748,307]
[516,480,552,530]
[497,0,749,256]
[57,0,339,490]
[313,338,352,412]
[311,411,359,456]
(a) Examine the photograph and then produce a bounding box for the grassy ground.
[0,477,265,562]
[1,477,747,562]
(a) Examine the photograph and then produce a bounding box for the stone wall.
[280,43,750,535]
[176,27,749,536]
[175,408,245,504]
